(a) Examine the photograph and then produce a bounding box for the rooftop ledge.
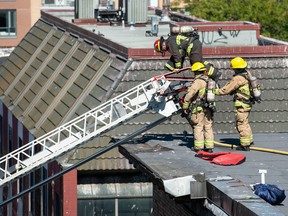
[41,11,288,60]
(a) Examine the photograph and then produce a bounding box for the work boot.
[204,149,213,153]
[192,147,202,153]
[236,145,250,151]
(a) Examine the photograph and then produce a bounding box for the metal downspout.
[102,58,133,102]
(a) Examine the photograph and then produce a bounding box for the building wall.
[153,185,214,216]
[153,185,195,216]
[30,0,42,26]
[63,169,77,216]
[0,0,41,47]
[0,101,63,215]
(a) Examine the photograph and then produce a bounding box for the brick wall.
[63,169,78,216]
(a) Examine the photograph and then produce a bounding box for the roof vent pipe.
[161,0,171,22]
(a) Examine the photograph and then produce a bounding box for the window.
[78,198,152,216]
[0,10,16,37]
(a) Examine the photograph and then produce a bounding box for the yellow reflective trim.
[187,43,193,56]
[234,100,251,108]
[192,106,203,113]
[175,62,181,68]
[165,63,174,71]
[199,88,206,97]
[205,140,214,148]
[194,140,204,148]
[176,35,188,45]
[240,138,251,145]
[239,85,250,96]
[182,102,189,109]
[208,66,214,76]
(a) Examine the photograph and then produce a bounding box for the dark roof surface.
[119,133,288,215]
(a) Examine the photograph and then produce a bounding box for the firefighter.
[154,33,222,82]
[154,32,202,72]
[182,62,214,153]
[213,57,253,151]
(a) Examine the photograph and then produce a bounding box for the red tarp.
[195,150,246,166]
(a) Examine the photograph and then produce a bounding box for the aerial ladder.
[0,70,192,206]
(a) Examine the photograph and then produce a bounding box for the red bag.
[211,153,246,166]
[195,150,230,160]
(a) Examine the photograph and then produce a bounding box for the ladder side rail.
[0,98,152,186]
[0,139,40,179]
[0,78,155,185]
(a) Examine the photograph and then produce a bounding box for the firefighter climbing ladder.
[0,76,180,188]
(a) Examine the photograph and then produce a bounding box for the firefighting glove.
[182,102,189,110]
[212,88,219,95]
[181,102,190,117]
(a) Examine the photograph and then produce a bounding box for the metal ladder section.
[0,77,179,187]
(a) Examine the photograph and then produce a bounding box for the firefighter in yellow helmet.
[213,57,253,151]
[182,62,214,152]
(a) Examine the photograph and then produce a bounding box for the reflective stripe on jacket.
[216,72,251,108]
[184,74,208,113]
[166,35,189,68]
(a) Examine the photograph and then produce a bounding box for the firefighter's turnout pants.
[191,108,214,150]
[235,107,253,147]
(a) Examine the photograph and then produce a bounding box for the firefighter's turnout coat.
[183,73,214,150]
[214,72,253,147]
[165,34,202,71]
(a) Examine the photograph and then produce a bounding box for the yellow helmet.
[230,57,247,69]
[191,62,206,72]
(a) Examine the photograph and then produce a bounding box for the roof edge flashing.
[163,175,196,197]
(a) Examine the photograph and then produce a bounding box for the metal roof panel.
[61,93,76,107]
[19,40,37,55]
[25,32,42,48]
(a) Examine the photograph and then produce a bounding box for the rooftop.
[120,133,288,215]
[0,8,287,215]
